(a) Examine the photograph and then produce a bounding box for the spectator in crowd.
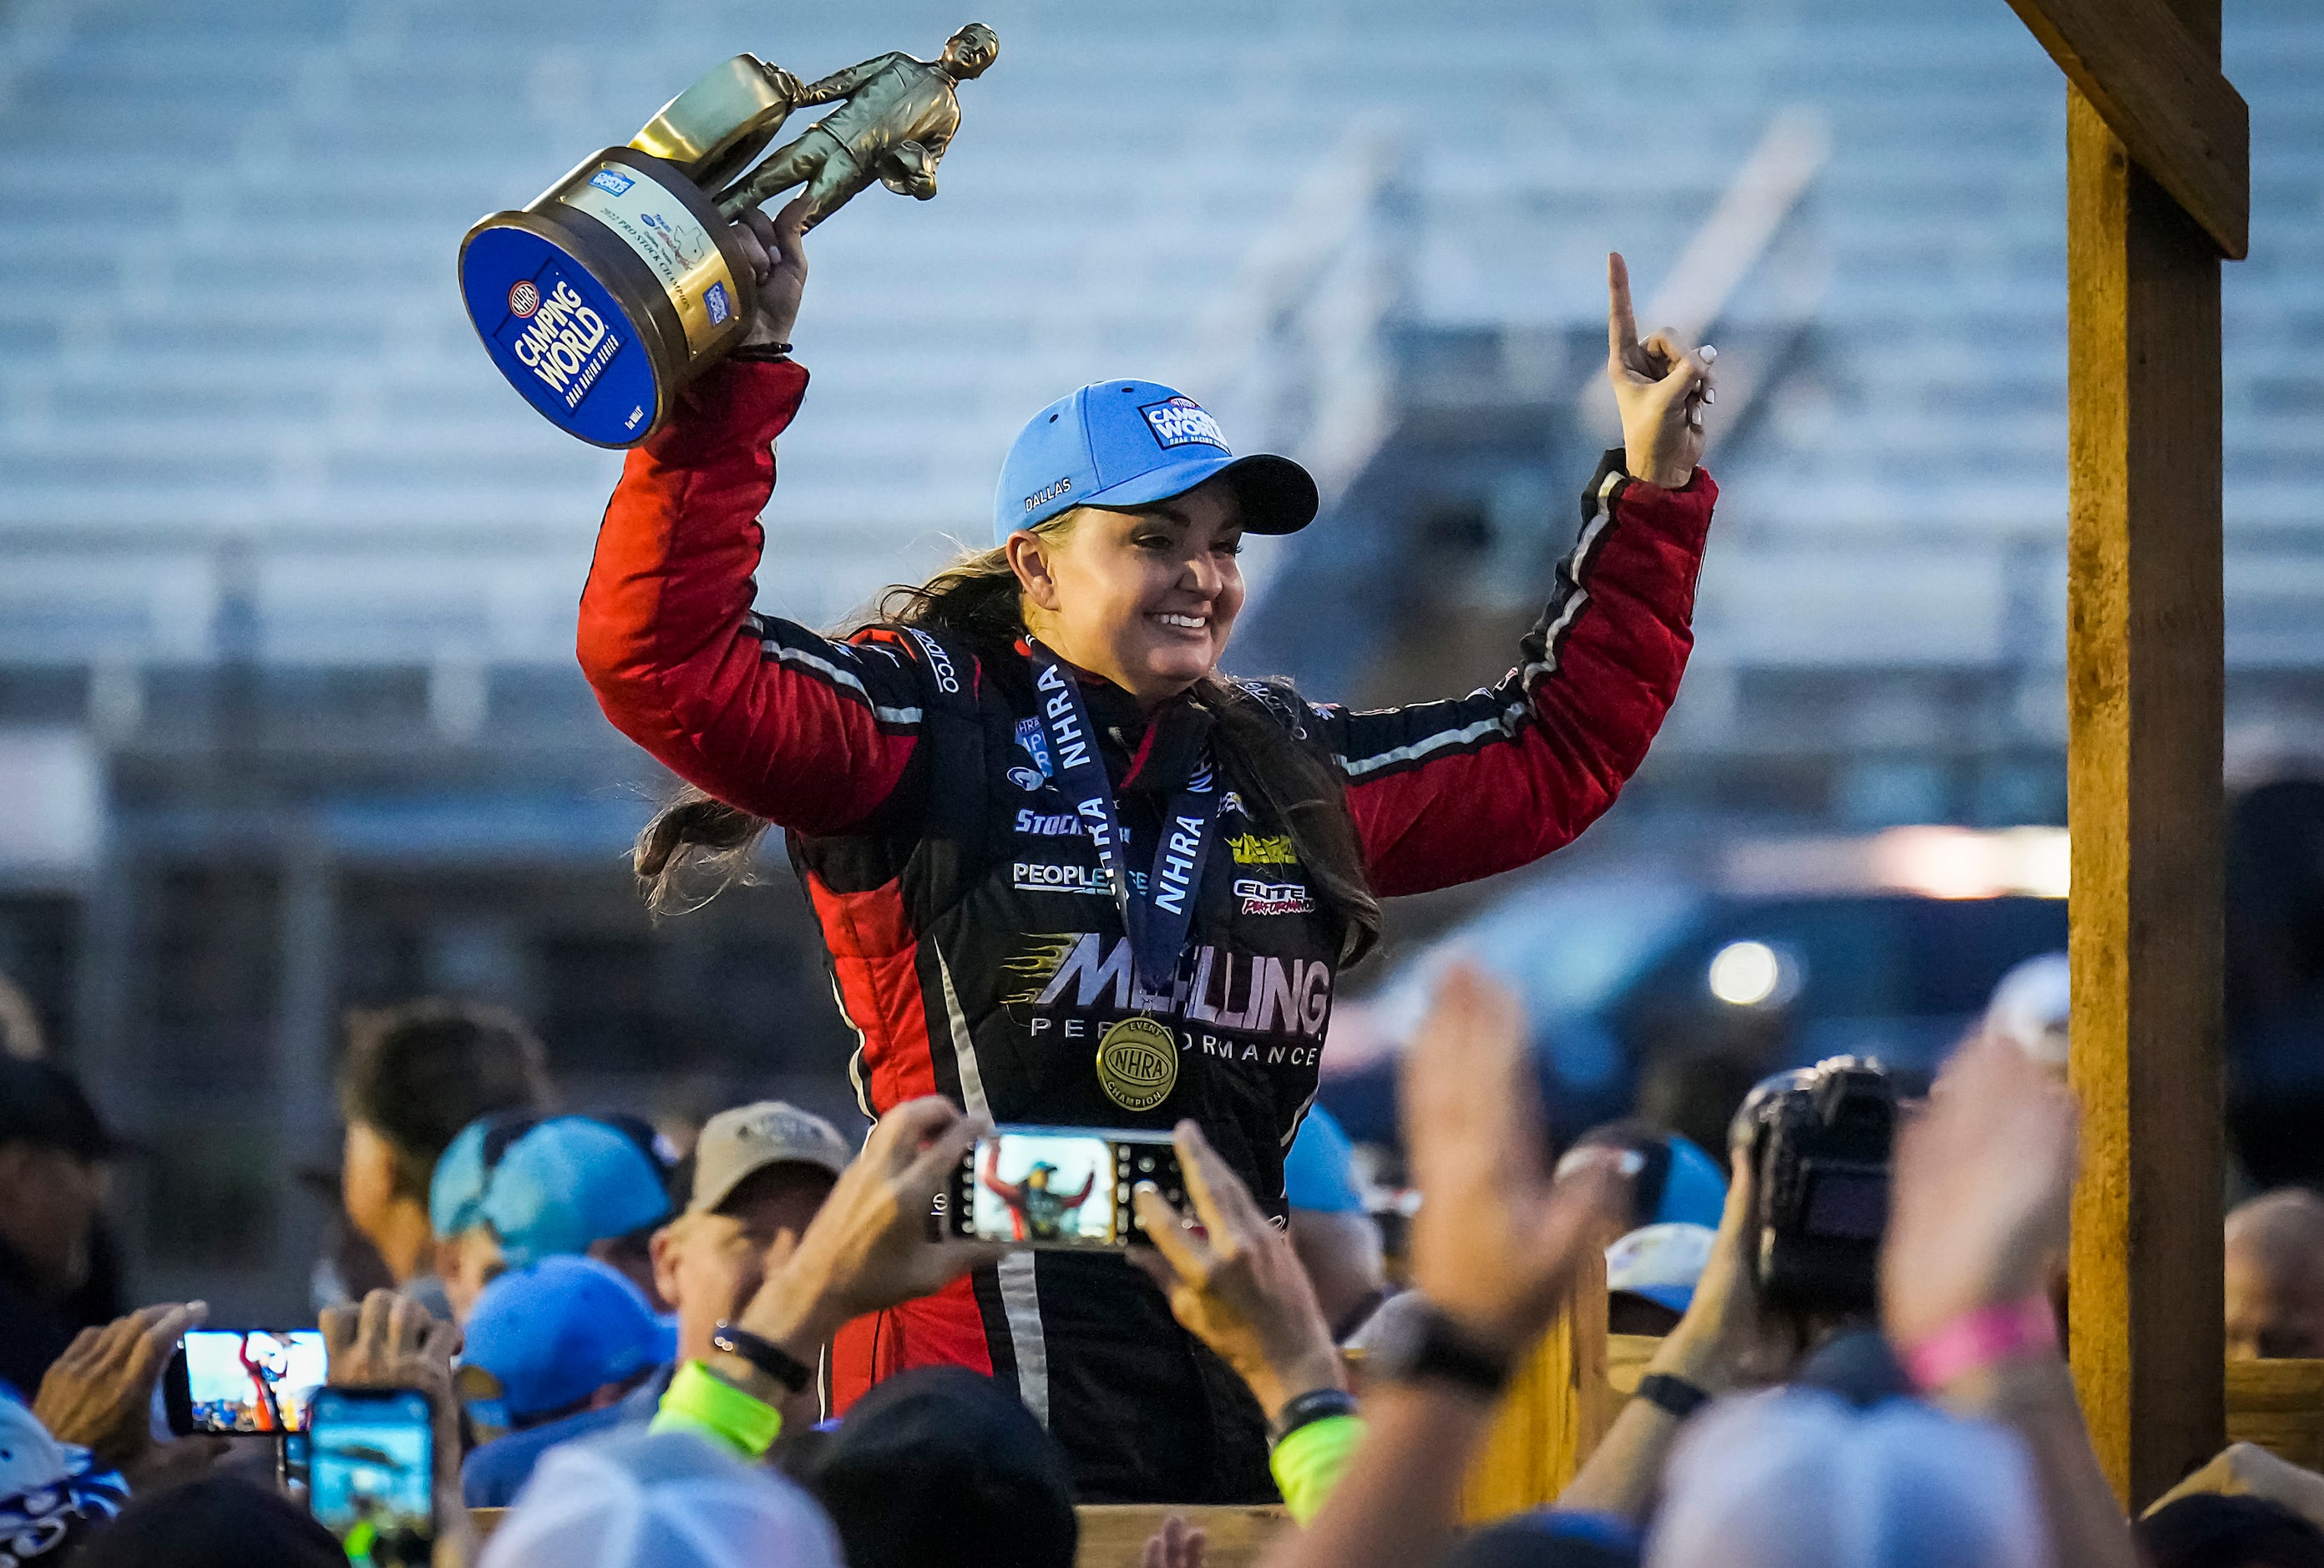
[1562,1120,1726,1335]
[320,1286,484,1568]
[803,1366,1076,1568]
[458,1256,672,1443]
[71,1473,343,1568]
[337,1000,552,1320]
[482,1428,841,1568]
[2226,1189,2324,1360]
[1224,964,2134,1568]
[430,1114,672,1322]
[0,975,44,1060]
[1985,952,2070,1074]
[1284,1105,1390,1341]
[463,1100,850,1505]
[31,1299,224,1491]
[2139,1492,2324,1568]
[0,1058,124,1399]
[0,1388,129,1565]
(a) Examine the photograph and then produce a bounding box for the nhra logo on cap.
[589,167,636,196]
[507,280,541,320]
[1139,396,1228,453]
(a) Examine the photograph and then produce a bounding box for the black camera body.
[1730,1055,1897,1314]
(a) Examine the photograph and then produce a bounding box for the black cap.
[805,1368,1076,1568]
[0,1058,122,1161]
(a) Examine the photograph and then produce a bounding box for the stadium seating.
[0,0,2318,707]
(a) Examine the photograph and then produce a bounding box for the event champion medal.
[458,26,995,448]
[1096,1017,1179,1113]
[1025,641,1223,1113]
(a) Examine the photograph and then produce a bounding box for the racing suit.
[577,357,1718,1502]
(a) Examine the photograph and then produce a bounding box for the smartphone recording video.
[165,1328,330,1434]
[953,1125,1182,1249]
[308,1386,436,1568]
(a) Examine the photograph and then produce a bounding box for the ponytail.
[634,514,1380,965]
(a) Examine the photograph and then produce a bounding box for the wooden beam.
[2007,0,2249,259]
[2063,62,2227,1510]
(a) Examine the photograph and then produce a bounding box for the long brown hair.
[635,514,1381,964]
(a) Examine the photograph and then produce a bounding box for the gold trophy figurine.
[713,24,998,228]
[460,24,997,447]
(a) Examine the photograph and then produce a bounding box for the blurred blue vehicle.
[1319,829,2071,1146]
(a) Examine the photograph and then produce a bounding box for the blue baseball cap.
[993,379,1319,547]
[1284,1105,1365,1215]
[462,1255,674,1424]
[479,1116,673,1269]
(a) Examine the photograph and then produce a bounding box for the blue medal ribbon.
[1027,642,1220,997]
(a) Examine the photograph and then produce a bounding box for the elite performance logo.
[1139,396,1228,452]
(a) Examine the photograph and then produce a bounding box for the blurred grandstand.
[0,0,2319,1313]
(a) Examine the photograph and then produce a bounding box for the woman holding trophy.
[576,197,1719,1501]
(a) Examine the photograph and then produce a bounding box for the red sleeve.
[576,358,931,835]
[1313,453,1715,897]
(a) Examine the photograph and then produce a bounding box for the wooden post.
[2061,0,2227,1505]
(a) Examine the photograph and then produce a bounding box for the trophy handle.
[628,54,795,194]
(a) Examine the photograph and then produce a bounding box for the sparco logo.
[905,629,959,694]
[1139,396,1228,452]
[1012,862,1113,896]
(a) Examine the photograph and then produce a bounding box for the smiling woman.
[577,200,1722,1503]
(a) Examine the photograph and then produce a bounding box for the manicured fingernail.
[1703,387,1717,405]
[1700,345,1718,362]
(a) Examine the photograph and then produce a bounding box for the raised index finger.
[1607,252,1638,362]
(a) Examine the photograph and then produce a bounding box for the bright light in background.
[1709,940,1784,1006]
[1723,827,2069,901]
[1873,826,2070,900]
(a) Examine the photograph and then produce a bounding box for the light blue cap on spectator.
[1284,1105,1365,1215]
[482,1117,671,1269]
[431,1117,498,1239]
[992,379,1318,546]
[463,1256,674,1425]
[1652,1134,1728,1230]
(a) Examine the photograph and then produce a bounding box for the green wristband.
[1268,1412,1365,1525]
[649,1358,785,1459]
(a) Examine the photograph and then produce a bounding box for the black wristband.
[1270,1386,1359,1446]
[711,1322,813,1393]
[730,342,793,362]
[1633,1372,1710,1422]
[1374,1302,1513,1399]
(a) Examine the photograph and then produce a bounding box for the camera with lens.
[1729,1055,1898,1314]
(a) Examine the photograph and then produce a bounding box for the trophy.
[458,24,997,448]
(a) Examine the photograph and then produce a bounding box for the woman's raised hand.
[1605,251,1715,489]
[733,195,811,348]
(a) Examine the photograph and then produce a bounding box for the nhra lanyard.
[1027,641,1220,997]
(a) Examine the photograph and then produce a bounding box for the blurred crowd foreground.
[5,966,2324,1568]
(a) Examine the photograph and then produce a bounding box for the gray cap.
[688,1100,853,1214]
[482,1427,841,1568]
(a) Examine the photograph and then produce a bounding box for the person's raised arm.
[1315,254,1716,895]
[323,1291,475,1568]
[649,1097,1007,1458]
[577,197,936,837]
[1558,1142,1805,1522]
[1883,1033,2136,1568]
[1257,966,1625,1568]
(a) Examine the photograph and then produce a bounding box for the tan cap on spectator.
[688,1101,853,1213]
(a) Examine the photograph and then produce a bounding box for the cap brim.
[1081,452,1319,534]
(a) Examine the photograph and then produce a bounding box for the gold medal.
[1096,1016,1178,1112]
